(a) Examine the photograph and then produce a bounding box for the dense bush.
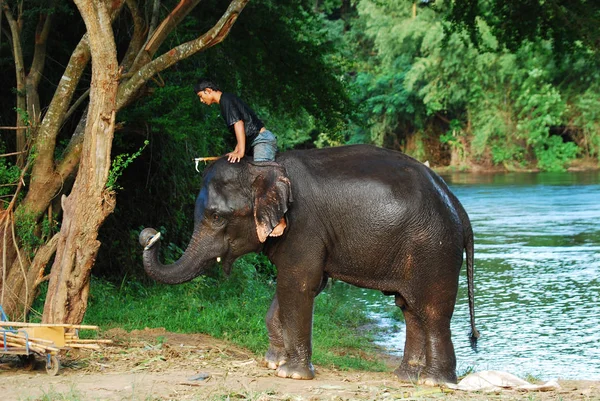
[342,0,600,171]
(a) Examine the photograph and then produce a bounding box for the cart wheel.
[46,355,60,376]
[18,354,36,371]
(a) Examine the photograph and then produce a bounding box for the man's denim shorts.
[252,130,277,162]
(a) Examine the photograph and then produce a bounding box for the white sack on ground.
[447,370,561,392]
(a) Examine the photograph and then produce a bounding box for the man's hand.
[227,150,244,163]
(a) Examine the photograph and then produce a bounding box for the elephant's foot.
[276,361,315,380]
[416,369,457,386]
[394,365,421,383]
[395,362,456,386]
[263,346,287,370]
[394,357,426,383]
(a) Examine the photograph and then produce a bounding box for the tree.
[339,0,599,170]
[446,0,600,55]
[1,0,249,323]
[42,0,119,324]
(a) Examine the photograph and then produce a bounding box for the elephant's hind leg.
[264,294,288,369]
[393,296,426,382]
[419,308,457,385]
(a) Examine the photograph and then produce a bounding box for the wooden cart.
[0,308,109,375]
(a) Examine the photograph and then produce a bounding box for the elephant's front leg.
[274,274,320,380]
[264,294,287,369]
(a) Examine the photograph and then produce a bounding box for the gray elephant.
[140,144,479,385]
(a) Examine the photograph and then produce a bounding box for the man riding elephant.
[194,79,277,163]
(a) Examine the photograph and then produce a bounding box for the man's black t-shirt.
[219,93,264,153]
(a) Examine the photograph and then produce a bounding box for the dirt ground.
[1,328,598,401]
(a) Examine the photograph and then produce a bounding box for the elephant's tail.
[465,219,480,347]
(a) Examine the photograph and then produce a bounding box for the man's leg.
[252,130,277,162]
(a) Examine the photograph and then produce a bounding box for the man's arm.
[227,120,246,163]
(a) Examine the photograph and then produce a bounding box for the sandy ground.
[1,328,598,401]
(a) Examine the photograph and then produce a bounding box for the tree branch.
[63,88,90,123]
[26,0,55,126]
[129,0,201,73]
[32,233,59,288]
[24,35,91,211]
[56,108,87,180]
[22,0,125,218]
[117,0,249,110]
[148,0,161,37]
[121,0,147,71]
[2,0,27,168]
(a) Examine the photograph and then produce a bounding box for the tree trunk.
[42,0,118,324]
[1,0,249,324]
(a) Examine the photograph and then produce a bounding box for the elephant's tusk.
[216,257,221,263]
[144,232,161,250]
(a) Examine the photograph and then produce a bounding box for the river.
[350,171,600,381]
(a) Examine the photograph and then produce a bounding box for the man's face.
[197,88,215,105]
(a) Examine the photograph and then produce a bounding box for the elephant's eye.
[206,210,226,227]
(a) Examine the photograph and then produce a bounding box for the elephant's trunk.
[139,227,214,285]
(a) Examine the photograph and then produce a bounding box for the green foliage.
[446,0,600,55]
[14,209,55,257]
[15,107,31,126]
[106,140,149,191]
[342,0,599,170]
[440,119,466,163]
[13,211,36,252]
[561,65,600,160]
[0,141,21,200]
[534,136,579,172]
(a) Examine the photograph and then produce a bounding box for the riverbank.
[1,327,598,401]
[427,155,600,174]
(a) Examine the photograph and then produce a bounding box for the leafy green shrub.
[14,209,55,257]
[0,140,20,198]
[534,135,579,172]
[106,140,149,191]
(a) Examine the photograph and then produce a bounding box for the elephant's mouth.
[218,248,236,276]
[217,237,238,275]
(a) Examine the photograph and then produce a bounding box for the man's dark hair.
[194,79,221,93]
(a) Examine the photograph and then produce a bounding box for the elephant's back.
[278,144,436,197]
[278,144,464,234]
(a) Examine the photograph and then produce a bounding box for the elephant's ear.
[251,164,293,243]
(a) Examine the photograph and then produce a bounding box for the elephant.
[139,144,479,385]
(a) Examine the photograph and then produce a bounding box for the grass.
[22,386,83,401]
[83,254,388,372]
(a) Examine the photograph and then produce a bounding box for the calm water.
[350,171,600,380]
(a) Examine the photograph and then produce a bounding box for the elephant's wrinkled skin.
[140,144,479,385]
